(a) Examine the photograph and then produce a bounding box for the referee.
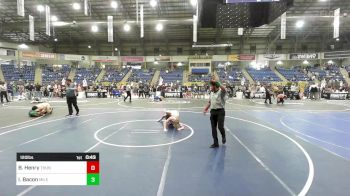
[204,79,228,148]
[65,79,79,116]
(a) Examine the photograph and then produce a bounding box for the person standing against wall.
[65,79,79,116]
[203,79,228,148]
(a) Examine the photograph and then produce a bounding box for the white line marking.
[1,119,96,153]
[226,126,296,196]
[133,129,163,132]
[117,100,205,110]
[290,116,350,136]
[81,118,93,124]
[0,111,142,138]
[0,116,43,130]
[94,120,194,148]
[280,117,350,151]
[131,131,162,134]
[295,135,350,162]
[225,116,314,196]
[16,123,129,196]
[84,123,128,152]
[310,113,350,123]
[18,131,61,146]
[16,185,36,196]
[157,132,174,196]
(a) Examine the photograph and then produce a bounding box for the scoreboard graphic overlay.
[16,153,99,186]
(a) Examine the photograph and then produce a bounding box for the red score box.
[87,161,100,174]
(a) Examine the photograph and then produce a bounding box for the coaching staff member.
[204,79,228,148]
[66,79,79,116]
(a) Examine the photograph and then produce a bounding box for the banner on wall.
[289,53,318,60]
[334,8,340,39]
[324,50,350,59]
[84,0,89,16]
[7,50,16,56]
[121,56,144,62]
[60,54,89,61]
[154,56,171,62]
[228,54,255,61]
[91,56,118,62]
[125,62,142,69]
[188,55,212,59]
[0,49,7,56]
[281,12,286,40]
[17,0,24,17]
[29,15,34,41]
[45,5,51,36]
[258,54,287,61]
[22,52,56,59]
[227,55,239,61]
[107,16,113,43]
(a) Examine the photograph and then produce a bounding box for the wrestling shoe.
[210,144,219,148]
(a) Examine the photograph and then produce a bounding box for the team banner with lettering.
[289,53,319,60]
[91,56,118,62]
[121,56,144,62]
[29,15,34,41]
[60,54,89,61]
[228,55,239,61]
[22,52,56,59]
[281,12,286,40]
[228,54,255,61]
[239,54,256,61]
[258,54,287,61]
[334,8,340,39]
[188,55,212,60]
[45,5,51,36]
[17,0,25,17]
[107,16,113,42]
[154,56,171,62]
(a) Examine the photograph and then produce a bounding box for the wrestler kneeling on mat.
[29,102,53,117]
[157,110,185,132]
[276,92,287,105]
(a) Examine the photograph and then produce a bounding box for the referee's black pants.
[1,91,9,103]
[210,108,226,145]
[67,96,79,115]
[124,91,131,102]
[265,94,272,104]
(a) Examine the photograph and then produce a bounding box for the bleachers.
[74,68,101,85]
[102,68,129,82]
[277,68,310,81]
[247,68,281,82]
[310,65,344,81]
[160,69,183,84]
[1,64,35,82]
[217,68,246,83]
[188,74,211,82]
[42,65,71,84]
[128,69,154,83]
